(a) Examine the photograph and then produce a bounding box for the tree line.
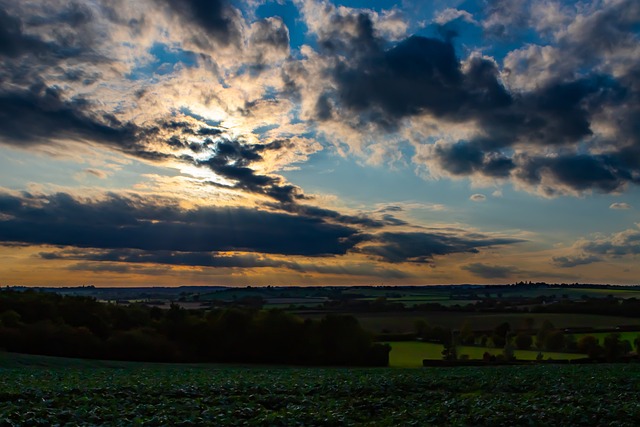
[413,319,640,362]
[0,290,389,366]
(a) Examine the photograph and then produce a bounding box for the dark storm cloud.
[0,8,49,58]
[356,231,524,263]
[176,134,402,226]
[315,93,333,121]
[0,2,291,194]
[0,85,139,148]
[329,36,470,126]
[417,72,639,192]
[552,255,602,268]
[315,14,512,129]
[579,236,640,257]
[324,25,610,146]
[0,190,524,266]
[68,262,157,275]
[558,0,640,61]
[317,11,380,55]
[38,248,412,278]
[305,5,640,194]
[156,0,240,46]
[0,2,110,71]
[551,225,640,270]
[250,17,289,51]
[433,141,515,177]
[0,191,359,256]
[461,263,523,279]
[473,76,619,151]
[515,153,639,195]
[0,80,309,206]
[269,202,394,228]
[194,138,307,203]
[40,248,293,269]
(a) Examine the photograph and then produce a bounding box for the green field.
[388,342,443,367]
[345,286,640,305]
[329,312,640,334]
[388,342,585,368]
[472,287,640,300]
[571,331,640,345]
[1,353,640,426]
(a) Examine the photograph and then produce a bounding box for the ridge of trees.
[0,290,389,366]
[412,318,640,363]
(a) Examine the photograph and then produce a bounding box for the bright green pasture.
[388,342,586,368]
[388,342,444,367]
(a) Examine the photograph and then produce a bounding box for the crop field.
[1,353,640,426]
[326,312,640,334]
[344,286,640,302]
[471,287,640,299]
[388,342,585,368]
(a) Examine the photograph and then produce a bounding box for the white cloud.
[434,8,477,25]
[610,202,631,210]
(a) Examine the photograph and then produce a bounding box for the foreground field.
[1,353,640,426]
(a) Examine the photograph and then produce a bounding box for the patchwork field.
[387,342,585,368]
[306,312,640,334]
[1,353,640,426]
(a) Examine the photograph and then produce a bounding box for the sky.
[0,0,639,287]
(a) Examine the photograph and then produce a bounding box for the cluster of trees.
[413,318,640,362]
[0,290,389,366]
[534,298,640,318]
[321,294,640,316]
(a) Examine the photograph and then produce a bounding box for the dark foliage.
[0,290,388,366]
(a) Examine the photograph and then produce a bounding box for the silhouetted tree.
[0,290,388,366]
[577,335,603,359]
[514,332,533,350]
[459,321,474,345]
[545,330,565,352]
[536,320,555,349]
[492,322,510,347]
[414,319,429,339]
[603,333,624,362]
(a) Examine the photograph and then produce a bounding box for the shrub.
[514,332,533,350]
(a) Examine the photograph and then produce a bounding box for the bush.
[0,290,388,366]
[514,332,533,350]
[0,310,22,328]
[578,335,603,359]
[603,333,632,362]
[545,330,565,352]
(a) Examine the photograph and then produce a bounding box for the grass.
[345,286,640,302]
[456,346,585,362]
[1,352,640,426]
[388,342,444,368]
[571,331,640,345]
[335,312,640,334]
[387,342,586,368]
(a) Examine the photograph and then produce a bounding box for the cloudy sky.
[0,0,639,287]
